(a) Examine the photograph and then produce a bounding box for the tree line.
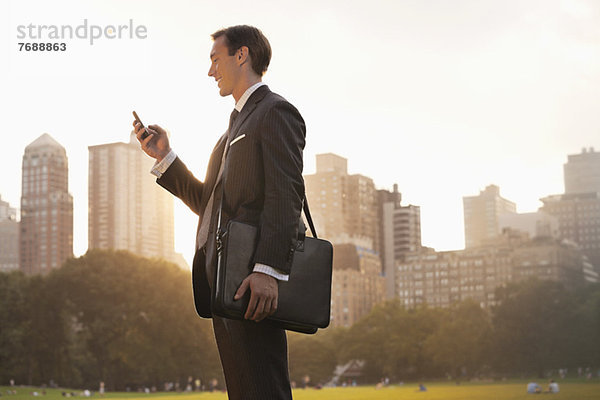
[293,279,600,384]
[1,249,599,389]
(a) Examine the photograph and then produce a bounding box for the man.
[134,25,305,400]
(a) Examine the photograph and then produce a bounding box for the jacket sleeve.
[157,157,204,215]
[252,101,306,274]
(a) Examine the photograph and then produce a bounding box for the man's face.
[208,36,240,97]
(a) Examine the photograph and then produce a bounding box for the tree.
[339,300,442,382]
[4,261,597,388]
[424,300,492,380]
[288,330,337,385]
[0,271,71,386]
[47,250,222,389]
[491,279,576,377]
[567,284,600,369]
[0,271,30,383]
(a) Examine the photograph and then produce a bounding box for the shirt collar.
[235,81,266,112]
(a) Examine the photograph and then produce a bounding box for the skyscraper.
[564,147,600,194]
[377,185,422,297]
[463,184,516,248]
[304,153,377,246]
[88,133,183,267]
[305,153,384,326]
[20,134,73,275]
[540,193,600,269]
[540,147,600,271]
[0,195,19,272]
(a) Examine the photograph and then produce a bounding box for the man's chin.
[219,88,231,97]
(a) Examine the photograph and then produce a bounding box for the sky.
[1,0,599,267]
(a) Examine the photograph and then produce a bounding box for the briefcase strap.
[215,156,319,240]
[217,194,318,240]
[302,198,318,239]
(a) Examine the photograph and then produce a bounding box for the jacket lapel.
[214,85,271,192]
[202,133,228,205]
[230,85,270,140]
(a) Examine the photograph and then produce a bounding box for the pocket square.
[230,134,246,146]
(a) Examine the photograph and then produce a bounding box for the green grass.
[2,381,600,400]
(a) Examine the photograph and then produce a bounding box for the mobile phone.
[132,111,151,139]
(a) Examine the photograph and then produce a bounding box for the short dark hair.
[211,25,272,76]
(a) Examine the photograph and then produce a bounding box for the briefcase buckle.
[216,229,224,254]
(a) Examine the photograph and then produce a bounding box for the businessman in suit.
[134,25,305,399]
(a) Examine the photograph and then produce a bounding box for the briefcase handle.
[302,198,318,239]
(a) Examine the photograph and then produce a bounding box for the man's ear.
[237,46,250,65]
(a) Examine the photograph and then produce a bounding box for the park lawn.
[2,382,600,400]
[292,382,600,400]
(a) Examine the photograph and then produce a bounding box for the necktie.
[196,109,239,250]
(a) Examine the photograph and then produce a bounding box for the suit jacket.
[157,85,306,318]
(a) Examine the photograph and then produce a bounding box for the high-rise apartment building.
[377,185,422,297]
[304,153,345,241]
[305,153,377,246]
[20,134,73,275]
[0,195,19,272]
[463,185,516,248]
[564,147,600,194]
[305,153,384,327]
[88,134,184,267]
[537,147,600,270]
[376,186,402,259]
[330,243,385,327]
[540,192,600,269]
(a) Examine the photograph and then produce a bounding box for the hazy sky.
[1,0,599,266]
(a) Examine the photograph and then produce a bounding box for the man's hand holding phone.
[132,111,171,162]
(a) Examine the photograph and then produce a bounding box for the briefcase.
[212,208,333,334]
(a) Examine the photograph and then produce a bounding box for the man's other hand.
[133,121,171,161]
[234,272,278,322]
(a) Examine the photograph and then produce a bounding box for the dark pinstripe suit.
[156,85,305,399]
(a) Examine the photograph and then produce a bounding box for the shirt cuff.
[253,263,289,281]
[150,149,177,178]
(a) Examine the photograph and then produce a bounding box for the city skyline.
[0,126,595,270]
[2,0,599,267]
[1,137,594,270]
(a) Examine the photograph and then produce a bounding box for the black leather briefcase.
[212,206,333,334]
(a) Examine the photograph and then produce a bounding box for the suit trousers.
[212,315,292,400]
[196,233,291,399]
